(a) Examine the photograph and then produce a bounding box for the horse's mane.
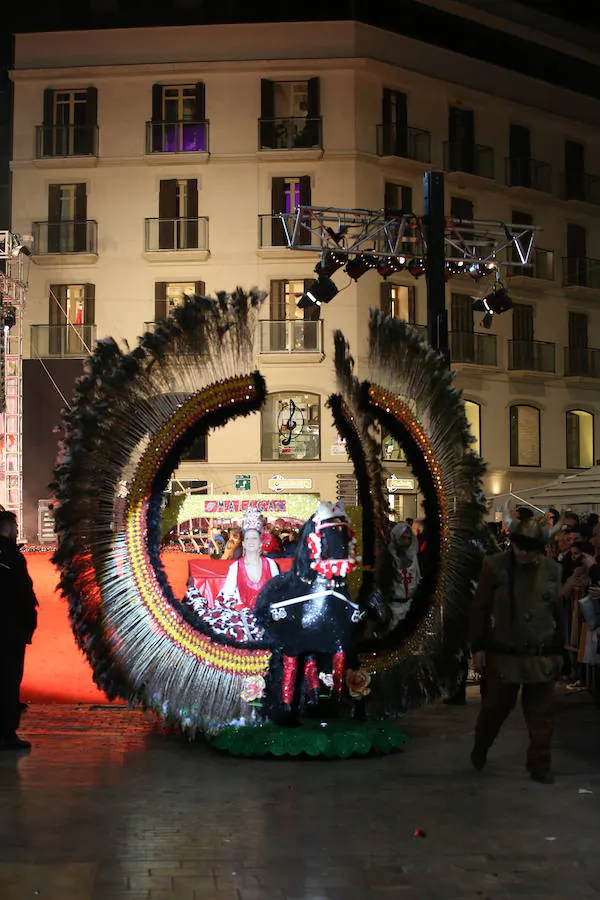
[291,514,317,580]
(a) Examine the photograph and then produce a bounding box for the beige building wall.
[10,20,600,520]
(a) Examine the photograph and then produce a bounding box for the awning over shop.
[489,467,600,512]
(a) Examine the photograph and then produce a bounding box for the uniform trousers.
[0,641,26,737]
[474,672,555,773]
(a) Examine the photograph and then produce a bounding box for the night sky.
[5,0,600,36]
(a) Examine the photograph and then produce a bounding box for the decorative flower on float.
[240,674,266,703]
[345,668,372,699]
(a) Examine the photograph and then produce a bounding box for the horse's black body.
[254,510,362,719]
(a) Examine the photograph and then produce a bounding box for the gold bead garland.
[123,374,271,676]
[360,383,450,674]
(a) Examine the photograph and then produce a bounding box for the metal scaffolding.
[280,205,541,268]
[0,231,29,528]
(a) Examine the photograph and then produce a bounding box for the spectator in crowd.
[222,527,243,561]
[0,511,38,751]
[209,528,227,559]
[559,540,594,691]
[388,521,421,629]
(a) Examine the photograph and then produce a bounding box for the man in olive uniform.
[470,517,563,784]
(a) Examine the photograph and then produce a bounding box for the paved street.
[1,687,599,900]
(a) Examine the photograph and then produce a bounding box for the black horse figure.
[254,501,363,719]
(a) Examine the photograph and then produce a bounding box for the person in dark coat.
[470,517,564,784]
[0,511,38,750]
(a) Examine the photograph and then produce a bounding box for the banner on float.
[172,493,320,524]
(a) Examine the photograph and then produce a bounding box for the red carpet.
[22,551,191,704]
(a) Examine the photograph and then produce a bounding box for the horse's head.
[295,501,358,581]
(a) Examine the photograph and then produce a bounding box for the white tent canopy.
[491,467,600,513]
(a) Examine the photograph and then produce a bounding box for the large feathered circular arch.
[52,292,485,737]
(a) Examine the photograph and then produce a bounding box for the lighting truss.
[281,207,541,269]
[0,229,31,532]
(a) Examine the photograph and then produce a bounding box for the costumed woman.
[185,510,279,642]
[388,521,421,629]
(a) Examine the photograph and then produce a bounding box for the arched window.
[464,400,481,456]
[566,410,594,469]
[261,392,320,461]
[510,405,541,467]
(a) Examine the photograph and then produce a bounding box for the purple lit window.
[157,123,207,153]
[284,180,302,214]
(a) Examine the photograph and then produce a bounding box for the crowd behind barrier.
[488,507,600,700]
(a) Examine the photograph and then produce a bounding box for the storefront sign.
[234,474,251,491]
[386,476,416,493]
[268,474,313,493]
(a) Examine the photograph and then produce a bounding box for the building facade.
[9,16,600,539]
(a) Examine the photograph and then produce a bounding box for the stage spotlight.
[472,285,513,327]
[377,255,406,278]
[344,253,376,281]
[468,262,485,280]
[297,274,338,309]
[315,250,345,278]
[407,258,425,278]
[10,234,32,258]
[2,305,17,330]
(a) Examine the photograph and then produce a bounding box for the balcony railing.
[562,257,600,290]
[376,125,431,163]
[562,173,600,205]
[508,340,556,373]
[145,217,209,251]
[564,347,600,378]
[258,213,318,249]
[443,142,494,179]
[505,157,553,193]
[30,324,96,358]
[145,120,209,154]
[258,117,322,150]
[35,124,98,158]
[509,247,554,281]
[259,319,323,353]
[449,331,497,366]
[32,220,98,255]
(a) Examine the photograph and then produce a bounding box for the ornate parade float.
[51,290,485,757]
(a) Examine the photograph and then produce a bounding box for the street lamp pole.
[423,171,449,360]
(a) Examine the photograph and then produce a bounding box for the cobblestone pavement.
[1,687,599,900]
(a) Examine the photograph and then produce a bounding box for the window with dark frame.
[47,283,95,356]
[384,182,413,213]
[154,281,205,321]
[566,410,594,469]
[260,78,320,149]
[380,283,416,322]
[149,83,207,153]
[46,183,88,253]
[157,178,199,250]
[270,175,311,246]
[510,404,541,467]
[265,279,319,352]
[464,399,482,456]
[40,87,98,157]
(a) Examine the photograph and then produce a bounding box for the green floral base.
[210,719,409,758]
